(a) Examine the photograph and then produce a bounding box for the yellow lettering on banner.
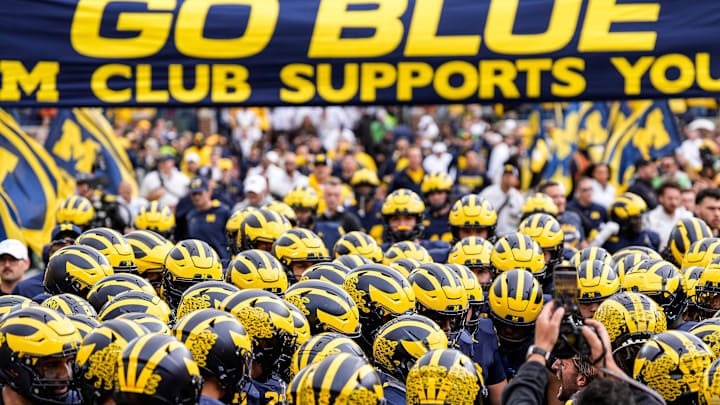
[485,0,581,54]
[136,64,169,102]
[309,0,406,57]
[360,63,397,102]
[397,62,433,101]
[479,60,519,99]
[176,0,278,58]
[696,53,720,91]
[405,0,480,56]
[434,61,477,100]
[71,0,175,58]
[211,65,250,102]
[649,54,694,94]
[517,59,552,98]
[579,0,659,52]
[280,64,315,103]
[610,57,654,95]
[317,64,358,103]
[0,61,58,102]
[551,57,585,97]
[169,65,210,103]
[91,64,132,103]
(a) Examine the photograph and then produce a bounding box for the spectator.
[678,118,712,174]
[423,142,453,176]
[139,153,190,209]
[275,151,308,196]
[197,146,223,181]
[318,177,362,233]
[181,152,201,179]
[337,155,358,185]
[380,137,410,182]
[214,158,243,206]
[0,239,28,295]
[308,154,333,195]
[551,354,596,402]
[655,155,691,189]
[567,177,607,242]
[627,158,658,210]
[479,165,524,237]
[390,146,425,195]
[682,188,697,213]
[540,181,586,249]
[695,188,720,237]
[456,150,489,194]
[589,162,616,210]
[487,132,512,185]
[643,180,692,250]
[117,180,147,229]
[233,174,273,212]
[186,177,231,266]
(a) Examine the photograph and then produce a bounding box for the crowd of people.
[3,104,720,404]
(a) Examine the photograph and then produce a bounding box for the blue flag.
[46,108,137,195]
[0,109,72,252]
[521,106,549,191]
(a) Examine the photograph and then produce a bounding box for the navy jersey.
[187,200,232,267]
[378,373,407,405]
[423,208,452,243]
[559,211,585,249]
[12,271,45,299]
[567,200,607,241]
[200,396,224,405]
[499,339,533,380]
[215,180,244,206]
[456,170,488,194]
[603,230,661,254]
[314,221,345,253]
[249,377,285,405]
[348,200,385,243]
[470,319,507,385]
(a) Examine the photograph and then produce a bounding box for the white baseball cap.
[245,175,267,194]
[689,118,716,132]
[0,239,28,260]
[184,152,200,164]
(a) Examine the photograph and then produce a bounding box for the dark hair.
[696,188,720,205]
[538,181,560,194]
[576,378,635,405]
[656,180,682,197]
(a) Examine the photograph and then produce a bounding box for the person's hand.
[604,221,620,236]
[582,318,625,377]
[534,302,565,352]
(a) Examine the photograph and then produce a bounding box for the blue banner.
[1,1,720,106]
[46,108,138,195]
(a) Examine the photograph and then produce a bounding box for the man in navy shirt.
[186,177,231,267]
[540,181,586,250]
[567,177,608,242]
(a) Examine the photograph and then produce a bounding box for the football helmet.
[284,185,320,229]
[614,246,663,262]
[41,293,97,319]
[264,201,297,227]
[162,239,224,309]
[520,192,559,220]
[593,292,667,374]
[445,263,484,334]
[448,236,495,289]
[343,264,416,353]
[695,259,720,320]
[56,195,95,230]
[173,309,253,403]
[409,263,468,345]
[296,353,385,405]
[285,301,312,349]
[621,259,687,322]
[238,208,292,251]
[75,319,150,404]
[300,262,351,286]
[488,269,544,347]
[684,266,706,321]
[663,217,713,267]
[518,213,564,272]
[609,193,647,235]
[571,246,615,269]
[67,314,100,339]
[633,331,713,405]
[225,207,256,256]
[334,231,384,263]
[383,241,432,265]
[114,333,202,405]
[219,292,298,382]
[576,260,620,304]
[491,233,546,278]
[175,281,240,320]
[76,227,137,273]
[448,195,497,243]
[683,238,720,269]
[116,313,171,335]
[134,201,175,239]
[382,189,426,243]
[614,253,649,283]
[284,280,361,337]
[86,273,156,312]
[272,228,331,283]
[44,245,114,298]
[289,332,365,381]
[700,358,720,405]
[0,307,81,404]
[124,230,174,289]
[0,295,31,320]
[334,254,372,269]
[422,172,453,213]
[373,314,448,382]
[388,258,424,279]
[225,249,288,295]
[406,348,487,405]
[98,290,172,324]
[689,318,720,358]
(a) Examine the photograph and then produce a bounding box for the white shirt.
[487,143,510,185]
[679,138,703,172]
[247,164,288,198]
[272,170,309,198]
[139,169,190,208]
[423,153,454,175]
[479,184,525,237]
[591,180,616,210]
[643,205,692,251]
[118,196,148,226]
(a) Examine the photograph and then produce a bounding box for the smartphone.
[553,267,579,315]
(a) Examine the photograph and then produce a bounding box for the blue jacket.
[603,230,661,254]
[12,271,45,299]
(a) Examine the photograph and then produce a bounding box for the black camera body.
[553,314,596,360]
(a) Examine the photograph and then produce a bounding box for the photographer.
[501,302,665,405]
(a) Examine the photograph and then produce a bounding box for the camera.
[552,267,594,360]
